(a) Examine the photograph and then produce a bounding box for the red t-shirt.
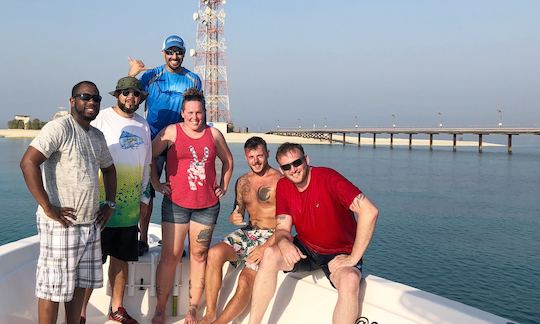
[166,124,218,209]
[275,167,362,254]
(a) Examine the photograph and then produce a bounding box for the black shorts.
[289,237,363,288]
[101,226,139,263]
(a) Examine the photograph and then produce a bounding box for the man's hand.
[228,205,246,226]
[278,239,306,269]
[128,56,150,77]
[153,181,171,195]
[43,205,76,228]
[328,254,356,273]
[246,245,265,265]
[96,204,114,230]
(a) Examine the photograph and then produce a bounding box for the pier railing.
[268,127,540,153]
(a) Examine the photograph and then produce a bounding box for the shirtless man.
[200,137,281,324]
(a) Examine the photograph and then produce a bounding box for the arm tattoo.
[276,215,287,226]
[189,280,192,302]
[352,193,365,210]
[239,177,250,197]
[234,177,247,214]
[237,202,245,214]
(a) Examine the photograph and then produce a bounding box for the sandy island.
[0,129,500,147]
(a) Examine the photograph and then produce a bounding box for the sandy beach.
[1,128,500,147]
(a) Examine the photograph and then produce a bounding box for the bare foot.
[184,307,198,324]
[152,310,165,324]
[199,312,216,324]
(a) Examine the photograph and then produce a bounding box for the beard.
[167,57,183,71]
[118,100,139,114]
[250,162,268,175]
[73,106,97,122]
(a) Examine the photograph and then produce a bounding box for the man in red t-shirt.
[248,143,379,324]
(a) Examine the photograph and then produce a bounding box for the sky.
[1,0,539,132]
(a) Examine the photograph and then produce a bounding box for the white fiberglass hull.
[0,223,515,323]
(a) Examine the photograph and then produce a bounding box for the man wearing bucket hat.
[128,35,202,256]
[80,76,152,324]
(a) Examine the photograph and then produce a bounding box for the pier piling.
[479,134,483,153]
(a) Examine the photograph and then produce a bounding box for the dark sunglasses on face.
[121,89,141,97]
[73,93,102,103]
[165,49,185,56]
[280,157,304,171]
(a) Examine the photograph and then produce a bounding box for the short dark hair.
[72,81,98,97]
[181,87,205,111]
[244,136,268,151]
[275,142,305,162]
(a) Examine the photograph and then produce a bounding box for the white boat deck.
[0,224,516,323]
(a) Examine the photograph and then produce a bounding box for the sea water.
[1,137,539,323]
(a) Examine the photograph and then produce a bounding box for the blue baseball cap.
[162,35,185,51]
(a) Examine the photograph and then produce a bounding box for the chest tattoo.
[257,185,271,202]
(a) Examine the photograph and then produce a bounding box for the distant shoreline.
[0,128,501,147]
[0,129,40,139]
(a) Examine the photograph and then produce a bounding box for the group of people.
[20,34,379,324]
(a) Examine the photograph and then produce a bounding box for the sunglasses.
[73,93,102,102]
[121,89,141,97]
[280,157,304,171]
[164,49,185,56]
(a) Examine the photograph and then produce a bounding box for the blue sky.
[1,0,539,131]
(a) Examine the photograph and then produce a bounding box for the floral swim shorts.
[223,224,274,271]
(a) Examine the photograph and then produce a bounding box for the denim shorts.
[161,195,220,225]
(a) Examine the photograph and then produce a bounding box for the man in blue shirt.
[128,35,202,254]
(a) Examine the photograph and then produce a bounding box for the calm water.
[1,137,539,323]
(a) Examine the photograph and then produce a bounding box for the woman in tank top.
[150,88,233,324]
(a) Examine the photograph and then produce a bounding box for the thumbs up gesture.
[229,205,246,226]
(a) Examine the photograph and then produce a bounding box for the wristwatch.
[104,200,116,209]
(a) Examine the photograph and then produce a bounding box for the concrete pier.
[269,127,540,154]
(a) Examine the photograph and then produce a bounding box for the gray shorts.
[161,195,220,225]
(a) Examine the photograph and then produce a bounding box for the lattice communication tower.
[191,0,231,123]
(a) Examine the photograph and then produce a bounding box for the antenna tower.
[191,0,231,123]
